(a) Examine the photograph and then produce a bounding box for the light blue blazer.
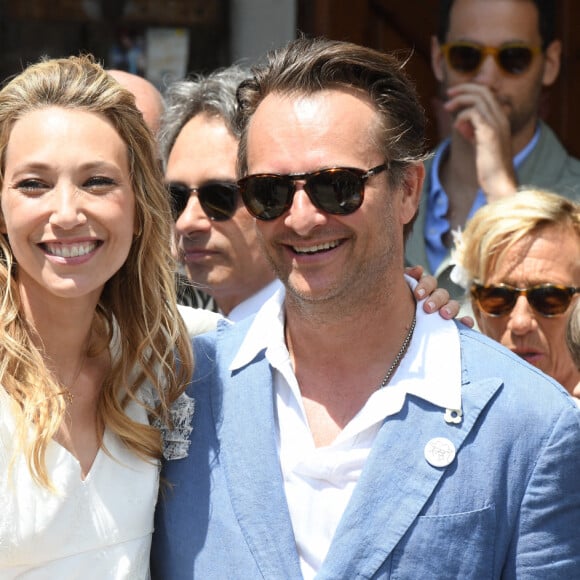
[151,318,580,579]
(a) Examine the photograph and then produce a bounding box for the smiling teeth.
[293,240,339,254]
[45,242,98,258]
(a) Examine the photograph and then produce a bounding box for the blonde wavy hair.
[0,55,194,488]
[452,188,580,287]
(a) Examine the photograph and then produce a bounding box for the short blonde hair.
[452,189,580,287]
[0,55,193,488]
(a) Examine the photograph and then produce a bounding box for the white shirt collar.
[230,277,462,413]
[224,279,284,323]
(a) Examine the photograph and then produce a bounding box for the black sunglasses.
[238,164,388,221]
[167,181,239,222]
[440,42,541,76]
[471,283,579,318]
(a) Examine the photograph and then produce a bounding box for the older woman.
[452,188,580,398]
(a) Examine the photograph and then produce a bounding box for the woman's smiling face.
[0,106,136,305]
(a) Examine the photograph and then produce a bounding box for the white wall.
[230,0,297,66]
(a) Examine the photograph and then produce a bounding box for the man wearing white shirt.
[152,38,580,579]
[224,280,462,576]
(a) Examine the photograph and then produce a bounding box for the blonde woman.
[452,188,580,398]
[0,55,203,577]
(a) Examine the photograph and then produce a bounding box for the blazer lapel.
[212,326,303,579]
[317,375,503,579]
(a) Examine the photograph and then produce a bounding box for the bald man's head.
[108,69,164,134]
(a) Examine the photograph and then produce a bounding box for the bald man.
[108,69,164,134]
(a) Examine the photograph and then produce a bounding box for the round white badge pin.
[424,437,456,467]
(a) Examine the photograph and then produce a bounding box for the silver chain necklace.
[378,311,416,389]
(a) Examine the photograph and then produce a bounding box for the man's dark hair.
[437,0,556,49]
[236,36,427,178]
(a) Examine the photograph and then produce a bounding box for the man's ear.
[542,39,561,88]
[400,162,425,227]
[431,35,446,83]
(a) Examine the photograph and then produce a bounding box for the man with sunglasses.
[152,37,580,579]
[406,0,580,299]
[159,66,283,321]
[452,188,580,399]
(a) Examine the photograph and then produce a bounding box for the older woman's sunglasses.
[167,181,239,221]
[238,164,387,221]
[471,283,579,318]
[440,42,541,76]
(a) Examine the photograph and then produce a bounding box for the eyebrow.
[10,160,125,175]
